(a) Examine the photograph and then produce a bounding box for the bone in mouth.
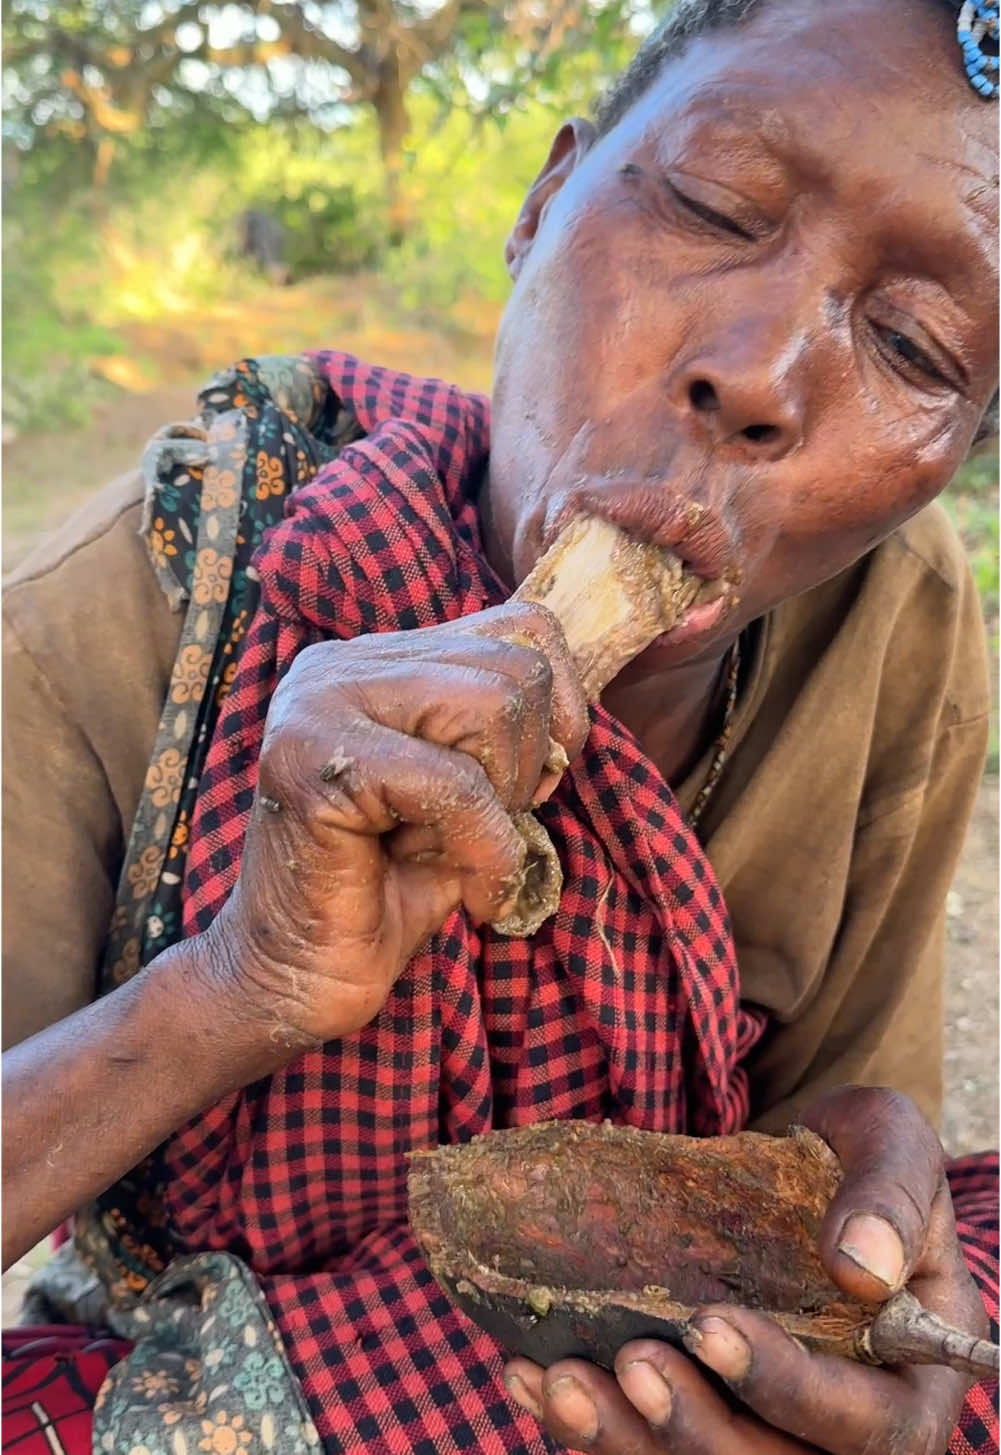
[514,515,703,699]
[493,516,710,937]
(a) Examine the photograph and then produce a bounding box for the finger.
[356,657,554,812]
[502,1359,546,1422]
[333,635,560,810]
[505,1349,805,1455]
[505,1355,661,1453]
[800,1087,944,1299]
[683,1305,957,1455]
[471,601,590,762]
[339,603,587,770]
[615,1340,814,1455]
[258,713,526,926]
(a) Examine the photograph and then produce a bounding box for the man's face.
[485,0,999,677]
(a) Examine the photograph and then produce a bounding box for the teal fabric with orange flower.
[102,354,364,989]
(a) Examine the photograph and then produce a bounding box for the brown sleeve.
[747,710,988,1134]
[2,609,121,1046]
[746,531,990,1135]
[2,472,181,1048]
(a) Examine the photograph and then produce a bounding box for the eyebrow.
[654,99,792,177]
[885,197,998,298]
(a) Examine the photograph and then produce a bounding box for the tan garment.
[2,469,990,1133]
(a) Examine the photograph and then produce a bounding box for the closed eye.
[666,181,757,242]
[869,322,953,388]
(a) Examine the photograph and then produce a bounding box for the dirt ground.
[942,773,999,1157]
[2,376,997,1321]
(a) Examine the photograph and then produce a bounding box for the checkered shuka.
[160,354,998,1454]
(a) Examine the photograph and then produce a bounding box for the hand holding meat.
[206,603,588,1050]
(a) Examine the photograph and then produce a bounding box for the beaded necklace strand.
[958,0,999,98]
[688,635,742,829]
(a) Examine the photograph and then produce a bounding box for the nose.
[671,329,806,462]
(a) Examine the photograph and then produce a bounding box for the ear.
[504,118,598,280]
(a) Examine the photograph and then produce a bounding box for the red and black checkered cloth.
[156,354,996,1453]
[949,1154,1001,1454]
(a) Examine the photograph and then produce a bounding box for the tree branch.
[412,0,483,58]
[272,5,371,86]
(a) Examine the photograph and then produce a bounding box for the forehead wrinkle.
[640,85,791,168]
[641,4,992,187]
[909,137,997,204]
[914,150,996,183]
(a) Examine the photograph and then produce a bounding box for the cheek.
[508,203,694,407]
[746,420,969,601]
[821,424,964,536]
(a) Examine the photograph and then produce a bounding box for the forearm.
[2,932,284,1270]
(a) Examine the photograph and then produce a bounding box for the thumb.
[799,1085,944,1304]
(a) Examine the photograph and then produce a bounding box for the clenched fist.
[204,602,588,1051]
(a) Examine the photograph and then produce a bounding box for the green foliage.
[944,452,1000,628]
[264,185,381,276]
[223,119,388,278]
[384,92,565,311]
[0,71,609,428]
[2,1,651,433]
[3,194,121,432]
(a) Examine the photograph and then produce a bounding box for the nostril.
[742,423,779,444]
[689,379,719,413]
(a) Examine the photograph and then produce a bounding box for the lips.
[655,593,729,646]
[542,481,740,588]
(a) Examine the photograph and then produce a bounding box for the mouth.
[541,483,740,587]
[538,489,740,654]
[652,589,731,647]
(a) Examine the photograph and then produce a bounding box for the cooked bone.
[493,517,703,937]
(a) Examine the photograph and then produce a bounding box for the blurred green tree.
[3,0,643,232]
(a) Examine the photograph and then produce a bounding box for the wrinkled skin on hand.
[503,1088,990,1455]
[208,601,587,1049]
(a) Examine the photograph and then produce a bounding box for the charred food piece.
[408,1120,999,1378]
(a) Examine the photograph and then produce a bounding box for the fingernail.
[684,1317,751,1382]
[837,1213,906,1291]
[544,739,570,775]
[548,1375,599,1441]
[618,1359,673,1426]
[531,769,560,805]
[503,1373,543,1420]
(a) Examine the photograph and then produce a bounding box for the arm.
[2,932,285,1270]
[3,604,588,1271]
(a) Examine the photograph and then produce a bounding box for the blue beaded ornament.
[957,0,999,99]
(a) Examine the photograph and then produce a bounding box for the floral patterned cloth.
[92,1256,323,1455]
